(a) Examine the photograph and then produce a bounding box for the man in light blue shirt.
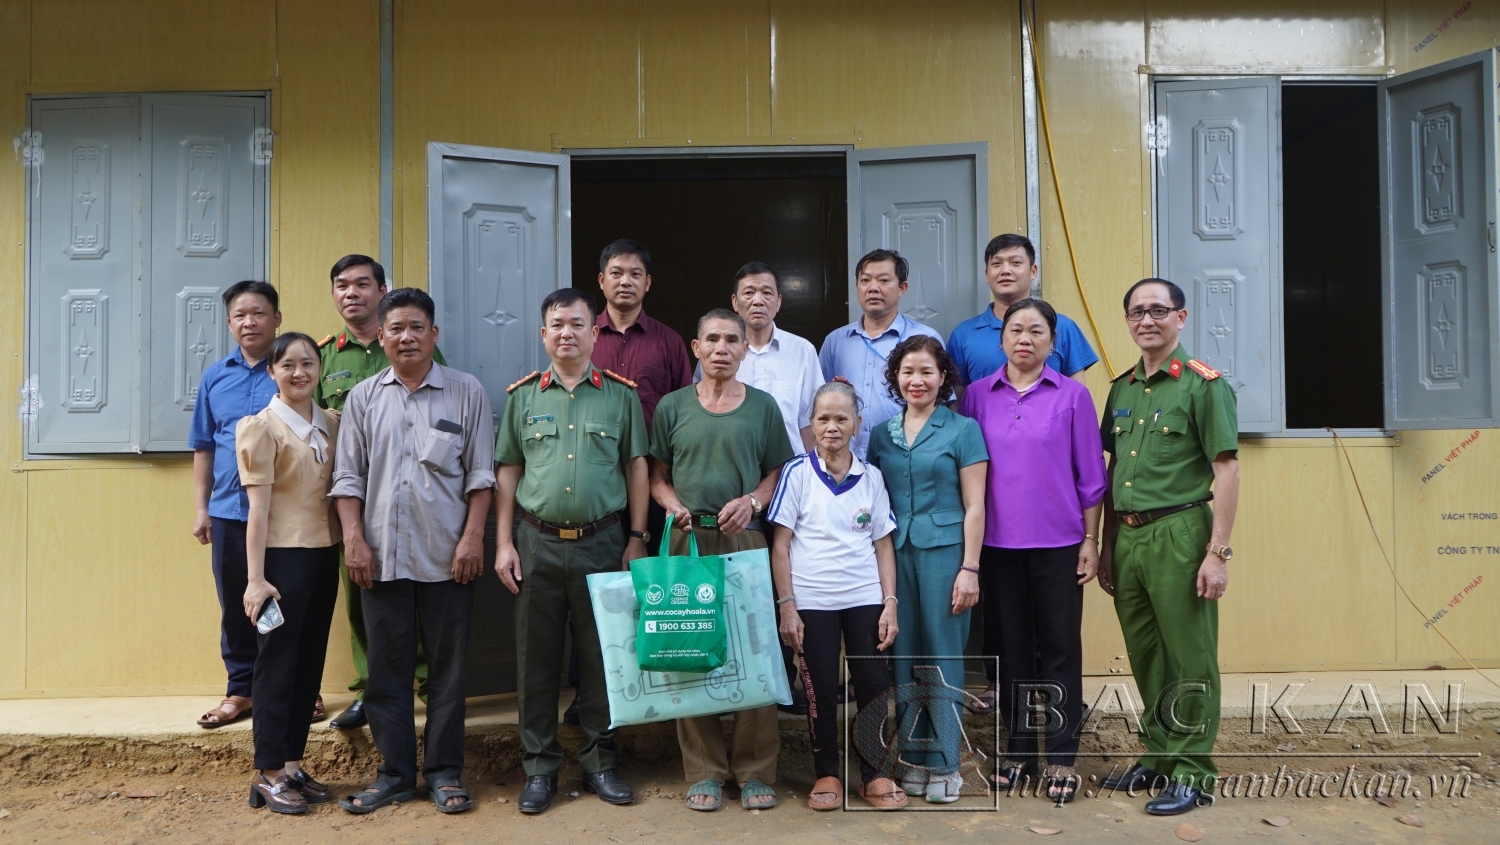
[189,280,281,729]
[947,234,1098,393]
[818,249,942,457]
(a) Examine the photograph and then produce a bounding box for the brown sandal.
[198,696,251,728]
[808,776,843,811]
[310,694,327,723]
[858,777,909,810]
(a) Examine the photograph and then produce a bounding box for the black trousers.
[981,544,1085,765]
[251,546,340,770]
[797,605,892,782]
[210,517,259,699]
[362,578,476,788]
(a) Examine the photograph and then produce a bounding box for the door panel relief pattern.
[62,290,107,412]
[67,140,109,259]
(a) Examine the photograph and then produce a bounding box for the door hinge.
[13,129,42,167]
[252,128,274,164]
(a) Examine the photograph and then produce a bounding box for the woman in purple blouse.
[956,298,1107,804]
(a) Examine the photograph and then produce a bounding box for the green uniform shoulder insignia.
[603,369,638,389]
[507,371,541,393]
[1185,359,1222,381]
[318,334,335,348]
[1112,366,1135,383]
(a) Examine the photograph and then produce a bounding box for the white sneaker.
[899,771,929,796]
[926,772,963,804]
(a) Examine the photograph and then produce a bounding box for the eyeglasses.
[1125,306,1179,322]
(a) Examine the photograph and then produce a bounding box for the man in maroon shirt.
[591,239,693,426]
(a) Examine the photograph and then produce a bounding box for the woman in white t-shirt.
[769,379,905,811]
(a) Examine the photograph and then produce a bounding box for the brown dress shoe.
[248,773,308,814]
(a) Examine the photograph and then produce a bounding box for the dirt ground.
[3,723,1499,844]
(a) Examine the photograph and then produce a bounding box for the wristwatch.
[748,494,763,515]
[1206,542,1233,562]
[629,529,651,544]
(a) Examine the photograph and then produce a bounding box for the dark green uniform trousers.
[516,520,622,777]
[342,554,428,701]
[1112,505,1220,791]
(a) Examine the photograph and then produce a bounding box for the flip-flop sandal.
[858,777,909,810]
[428,781,474,814]
[310,694,328,724]
[338,781,419,814]
[197,697,251,729]
[685,779,722,812]
[1044,765,1080,804]
[989,760,1037,792]
[807,776,842,811]
[966,683,998,715]
[739,780,777,810]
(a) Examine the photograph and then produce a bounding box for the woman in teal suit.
[865,334,989,803]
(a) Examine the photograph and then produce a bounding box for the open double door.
[1156,49,1499,433]
[428,142,990,694]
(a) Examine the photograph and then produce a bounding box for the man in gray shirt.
[332,288,495,815]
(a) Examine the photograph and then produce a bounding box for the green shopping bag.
[629,515,727,673]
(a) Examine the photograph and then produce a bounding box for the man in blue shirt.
[818,249,943,457]
[947,234,1099,395]
[189,280,282,729]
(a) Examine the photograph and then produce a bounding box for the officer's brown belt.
[1117,495,1213,529]
[521,511,620,541]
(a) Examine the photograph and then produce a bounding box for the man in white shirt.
[695,262,823,455]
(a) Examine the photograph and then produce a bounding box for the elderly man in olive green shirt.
[495,287,650,815]
[1097,278,1240,817]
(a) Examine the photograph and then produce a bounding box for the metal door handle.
[1490,220,1496,253]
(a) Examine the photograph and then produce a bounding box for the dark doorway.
[1281,84,1383,429]
[570,155,848,345]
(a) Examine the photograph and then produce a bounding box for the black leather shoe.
[329,699,367,730]
[777,689,809,716]
[1145,782,1205,815]
[1102,762,1161,792]
[518,775,557,814]
[582,769,634,805]
[562,692,582,726]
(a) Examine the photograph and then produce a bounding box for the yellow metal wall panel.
[1392,430,1500,663]
[1032,2,1150,386]
[0,0,32,691]
[273,0,381,335]
[641,0,770,139]
[1385,0,1496,72]
[1145,0,1386,69]
[29,0,276,87]
[25,467,225,689]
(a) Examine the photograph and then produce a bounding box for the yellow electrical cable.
[1023,4,1117,376]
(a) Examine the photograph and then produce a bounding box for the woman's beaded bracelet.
[961,565,980,574]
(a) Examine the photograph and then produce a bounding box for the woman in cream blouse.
[237,331,342,815]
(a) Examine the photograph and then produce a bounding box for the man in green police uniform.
[316,254,445,730]
[1097,278,1240,816]
[495,287,649,815]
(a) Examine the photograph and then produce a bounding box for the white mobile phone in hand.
[256,597,284,634]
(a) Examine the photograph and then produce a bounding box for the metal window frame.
[22,91,273,459]
[1147,73,1390,439]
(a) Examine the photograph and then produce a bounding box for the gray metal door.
[427,142,570,696]
[144,95,268,449]
[27,98,141,453]
[847,144,989,343]
[1156,79,1283,433]
[1380,49,1499,430]
[427,143,570,422]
